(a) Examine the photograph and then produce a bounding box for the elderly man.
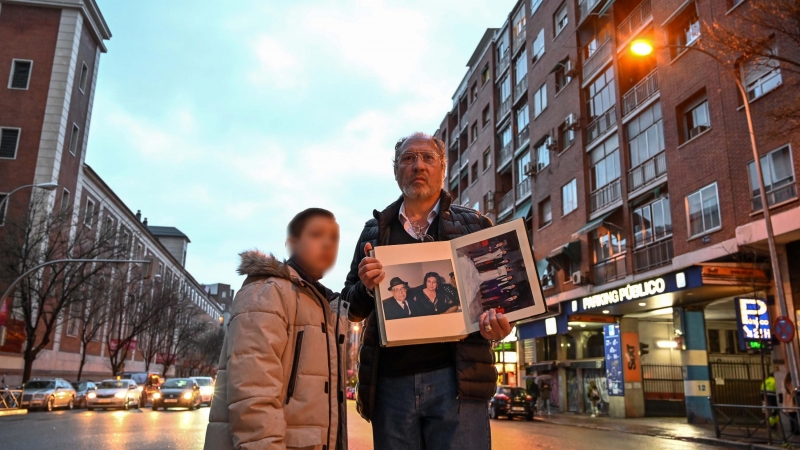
[342,132,512,450]
[382,277,414,320]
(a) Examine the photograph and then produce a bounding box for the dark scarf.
[287,257,335,301]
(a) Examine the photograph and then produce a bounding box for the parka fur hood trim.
[236,249,292,280]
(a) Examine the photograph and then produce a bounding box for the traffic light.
[639,342,650,357]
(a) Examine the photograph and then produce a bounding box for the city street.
[0,401,728,450]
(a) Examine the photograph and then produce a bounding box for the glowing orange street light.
[353,324,360,332]
[630,39,654,56]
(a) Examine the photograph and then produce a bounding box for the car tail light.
[526,395,532,401]
[495,394,509,401]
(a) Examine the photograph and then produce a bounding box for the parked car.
[69,381,97,408]
[119,372,163,405]
[20,378,76,412]
[190,376,214,406]
[87,379,142,411]
[151,378,201,411]
[489,386,534,421]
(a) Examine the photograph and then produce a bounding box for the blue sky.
[87,0,517,289]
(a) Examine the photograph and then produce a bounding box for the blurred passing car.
[87,379,142,411]
[119,372,163,405]
[346,387,356,400]
[20,378,76,412]
[151,378,201,411]
[190,376,214,406]
[489,386,534,421]
[70,381,97,408]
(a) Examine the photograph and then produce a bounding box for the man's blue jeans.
[372,366,491,450]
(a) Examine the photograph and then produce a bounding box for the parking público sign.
[735,298,771,350]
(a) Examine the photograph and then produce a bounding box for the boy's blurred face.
[289,216,340,277]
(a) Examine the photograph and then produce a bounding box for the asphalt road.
[0,401,728,450]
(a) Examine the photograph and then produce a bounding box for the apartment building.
[435,0,800,423]
[0,0,223,384]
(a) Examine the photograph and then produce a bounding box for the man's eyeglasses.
[397,152,441,167]
[391,286,408,293]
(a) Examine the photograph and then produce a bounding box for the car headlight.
[137,386,143,392]
[200,386,213,396]
[87,392,96,399]
[152,392,161,400]
[114,392,126,399]
[182,392,193,400]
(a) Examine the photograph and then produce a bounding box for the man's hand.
[479,309,513,341]
[358,243,385,291]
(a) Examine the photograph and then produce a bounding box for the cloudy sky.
[88,0,517,289]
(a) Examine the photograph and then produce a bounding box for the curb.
[0,409,27,417]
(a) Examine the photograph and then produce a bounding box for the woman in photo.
[413,272,460,316]
[204,208,347,450]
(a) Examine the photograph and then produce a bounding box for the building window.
[121,230,131,254]
[532,29,545,64]
[61,189,71,214]
[481,64,490,85]
[587,67,615,121]
[67,301,81,337]
[632,197,672,247]
[533,83,547,118]
[0,128,20,159]
[531,0,543,15]
[68,123,80,156]
[679,89,710,143]
[0,193,7,226]
[535,136,551,171]
[558,114,576,151]
[590,134,621,194]
[667,2,700,59]
[554,58,573,93]
[482,148,491,171]
[517,152,531,184]
[516,105,530,131]
[554,3,569,36]
[79,62,89,93]
[8,59,32,90]
[562,179,577,215]
[500,76,511,102]
[748,145,796,211]
[482,105,490,128]
[539,262,554,289]
[742,44,782,102]
[686,183,721,237]
[583,18,612,60]
[627,101,664,169]
[471,162,479,185]
[472,123,478,141]
[471,83,478,103]
[500,126,512,150]
[594,226,627,264]
[136,243,143,260]
[515,50,528,83]
[497,38,508,63]
[539,197,552,228]
[84,199,95,226]
[514,10,526,38]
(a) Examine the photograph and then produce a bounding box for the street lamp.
[0,182,59,216]
[629,38,800,395]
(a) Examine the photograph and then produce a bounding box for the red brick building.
[435,0,800,423]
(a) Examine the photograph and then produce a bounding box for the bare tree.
[179,326,225,377]
[155,292,206,377]
[0,192,125,382]
[69,274,112,381]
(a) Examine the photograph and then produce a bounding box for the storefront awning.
[546,240,581,271]
[512,201,532,221]
[558,359,606,370]
[526,362,556,374]
[571,209,617,240]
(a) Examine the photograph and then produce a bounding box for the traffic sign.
[774,316,795,343]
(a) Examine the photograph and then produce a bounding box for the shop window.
[747,144,796,211]
[565,334,577,360]
[708,329,721,353]
[586,333,605,358]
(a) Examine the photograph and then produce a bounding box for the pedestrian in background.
[539,379,553,416]
[204,208,347,450]
[587,380,601,418]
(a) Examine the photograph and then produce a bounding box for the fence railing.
[496,97,511,122]
[0,389,22,409]
[513,77,528,103]
[498,141,513,168]
[582,37,612,80]
[497,49,510,75]
[593,253,626,285]
[632,237,673,273]
[586,105,616,146]
[516,124,530,150]
[515,177,531,200]
[590,178,622,212]
[622,69,659,116]
[711,401,800,447]
[498,190,514,217]
[617,0,652,45]
[628,150,666,192]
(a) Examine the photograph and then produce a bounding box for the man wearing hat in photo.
[382,277,415,320]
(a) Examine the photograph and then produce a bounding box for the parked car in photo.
[151,378,201,411]
[20,378,76,412]
[489,386,534,421]
[87,379,142,411]
[119,372,163,405]
[69,381,97,408]
[190,376,214,406]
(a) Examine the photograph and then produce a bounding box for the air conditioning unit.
[524,162,536,176]
[689,125,709,139]
[571,271,585,285]
[546,139,559,152]
[564,60,577,78]
[566,114,581,131]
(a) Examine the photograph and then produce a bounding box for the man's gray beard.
[401,180,443,200]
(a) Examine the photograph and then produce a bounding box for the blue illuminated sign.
[604,324,624,396]
[734,297,772,351]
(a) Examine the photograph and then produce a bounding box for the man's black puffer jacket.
[341,190,498,422]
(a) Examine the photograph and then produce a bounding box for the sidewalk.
[534,412,787,449]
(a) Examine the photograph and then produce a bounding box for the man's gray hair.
[392,132,447,171]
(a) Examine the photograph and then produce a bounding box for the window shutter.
[0,129,20,158]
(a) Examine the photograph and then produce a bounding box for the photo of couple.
[381,260,460,321]
[456,230,536,324]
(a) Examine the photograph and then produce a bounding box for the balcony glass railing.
[617,0,653,46]
[498,190,514,216]
[498,141,513,169]
[593,253,627,285]
[513,77,528,103]
[515,177,531,200]
[496,97,511,122]
[460,117,468,131]
[516,124,530,149]
[450,130,458,147]
[449,158,459,181]
[628,151,666,192]
[633,237,673,273]
[513,29,527,54]
[586,105,617,145]
[583,37,612,80]
[497,49,511,75]
[590,178,622,212]
[622,69,659,116]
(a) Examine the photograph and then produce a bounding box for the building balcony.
[498,141,513,170]
[450,131,458,148]
[449,157,460,181]
[460,117,468,132]
[628,150,666,192]
[498,190,514,218]
[516,124,530,150]
[593,253,627,285]
[583,36,612,81]
[515,177,531,201]
[633,237,673,273]
[513,77,528,103]
[622,69,659,117]
[496,97,511,123]
[497,49,511,76]
[617,0,653,48]
[512,29,526,55]
[590,178,622,213]
[586,105,617,146]
[579,0,604,23]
